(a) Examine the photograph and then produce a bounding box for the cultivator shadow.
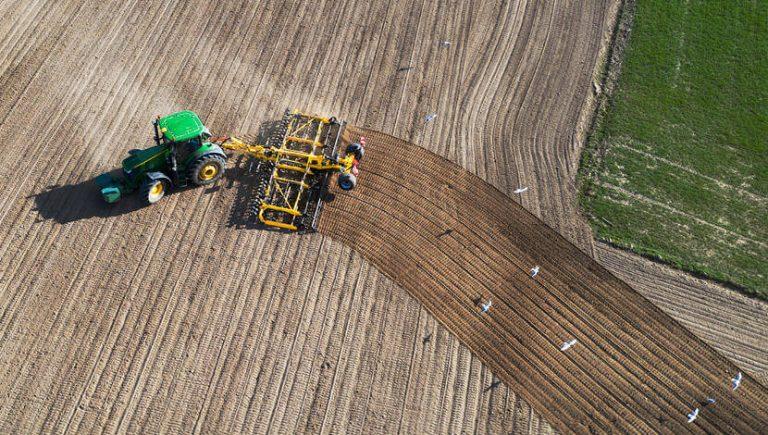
[218,110,363,232]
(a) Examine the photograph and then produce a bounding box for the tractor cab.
[155,110,210,146]
[154,110,213,163]
[145,110,227,191]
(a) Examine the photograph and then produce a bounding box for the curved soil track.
[319,127,768,432]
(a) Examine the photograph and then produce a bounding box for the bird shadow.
[483,380,503,393]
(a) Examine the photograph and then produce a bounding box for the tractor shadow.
[30,169,207,224]
[29,120,283,226]
[29,169,146,224]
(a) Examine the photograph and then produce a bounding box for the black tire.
[346,142,364,161]
[141,178,168,205]
[338,172,357,191]
[189,154,226,186]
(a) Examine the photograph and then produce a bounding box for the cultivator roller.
[219,109,362,232]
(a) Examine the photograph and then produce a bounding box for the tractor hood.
[157,110,207,142]
[122,145,168,173]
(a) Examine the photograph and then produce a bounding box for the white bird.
[732,372,743,390]
[706,398,716,405]
[440,40,451,47]
[560,339,578,351]
[530,266,540,277]
[513,187,529,194]
[480,299,492,314]
[425,113,437,123]
[687,408,699,423]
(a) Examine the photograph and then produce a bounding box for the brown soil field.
[0,0,765,433]
[318,127,768,432]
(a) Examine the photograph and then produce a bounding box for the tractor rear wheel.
[141,178,168,205]
[189,154,226,186]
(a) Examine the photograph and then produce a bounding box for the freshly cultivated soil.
[319,128,768,433]
[0,0,765,433]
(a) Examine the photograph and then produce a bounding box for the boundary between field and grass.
[578,0,634,187]
[576,0,767,299]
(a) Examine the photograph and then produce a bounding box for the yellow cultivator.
[218,110,362,232]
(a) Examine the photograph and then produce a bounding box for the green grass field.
[579,1,767,297]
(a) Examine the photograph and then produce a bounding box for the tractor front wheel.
[190,154,226,186]
[141,178,168,205]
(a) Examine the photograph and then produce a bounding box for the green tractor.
[95,110,227,204]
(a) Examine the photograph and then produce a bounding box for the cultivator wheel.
[337,172,357,190]
[346,142,364,161]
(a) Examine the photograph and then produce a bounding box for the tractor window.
[175,137,201,162]
[187,137,202,151]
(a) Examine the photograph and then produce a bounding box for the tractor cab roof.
[157,110,207,142]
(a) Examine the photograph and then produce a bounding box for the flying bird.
[513,187,529,194]
[732,372,743,391]
[687,408,699,423]
[480,299,492,314]
[424,113,437,123]
[530,266,540,277]
[560,339,578,351]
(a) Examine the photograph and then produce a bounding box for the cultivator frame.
[220,110,360,232]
